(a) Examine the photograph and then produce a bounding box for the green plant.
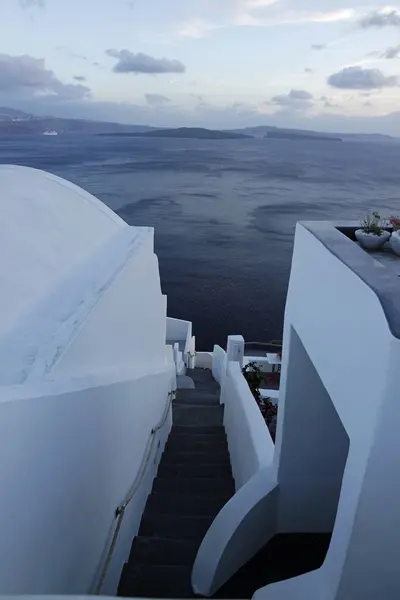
[242,361,263,403]
[360,211,384,236]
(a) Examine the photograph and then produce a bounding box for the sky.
[2,0,400,133]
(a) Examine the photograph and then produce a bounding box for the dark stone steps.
[118,563,193,598]
[174,390,220,406]
[161,450,231,466]
[152,476,235,496]
[172,404,224,427]
[157,463,232,479]
[145,491,232,516]
[139,512,214,540]
[129,536,200,566]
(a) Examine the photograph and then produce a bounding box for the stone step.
[169,425,226,437]
[129,536,199,566]
[139,512,214,541]
[174,390,220,406]
[172,404,224,427]
[161,450,230,466]
[166,435,228,453]
[145,491,231,516]
[152,476,235,496]
[118,563,193,598]
[158,464,232,479]
[158,462,232,479]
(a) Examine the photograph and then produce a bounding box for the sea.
[1,133,400,350]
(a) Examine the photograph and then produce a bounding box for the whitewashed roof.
[0,165,126,337]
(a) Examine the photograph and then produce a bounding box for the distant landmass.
[0,107,396,141]
[265,130,342,142]
[98,127,250,140]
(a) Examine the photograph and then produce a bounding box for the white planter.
[390,231,400,256]
[355,229,390,251]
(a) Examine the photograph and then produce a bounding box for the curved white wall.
[0,166,125,337]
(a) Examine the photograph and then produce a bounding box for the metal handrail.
[94,389,176,595]
[244,341,282,347]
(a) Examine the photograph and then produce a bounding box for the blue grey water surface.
[1,133,400,349]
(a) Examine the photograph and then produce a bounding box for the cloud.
[359,9,400,29]
[73,75,86,82]
[382,44,400,59]
[236,7,355,27]
[328,66,398,90]
[106,49,186,75]
[0,54,91,99]
[312,44,326,50]
[334,66,398,90]
[145,93,171,106]
[179,18,221,38]
[19,0,45,7]
[271,89,314,111]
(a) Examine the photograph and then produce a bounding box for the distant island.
[265,131,342,142]
[98,127,251,140]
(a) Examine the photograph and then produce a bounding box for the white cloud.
[179,18,221,38]
[234,7,355,27]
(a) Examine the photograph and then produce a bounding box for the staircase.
[118,368,332,599]
[118,368,235,598]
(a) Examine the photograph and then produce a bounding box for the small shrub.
[242,361,278,442]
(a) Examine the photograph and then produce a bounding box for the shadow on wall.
[277,326,350,536]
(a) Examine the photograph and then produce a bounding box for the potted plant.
[389,216,400,256]
[355,212,390,251]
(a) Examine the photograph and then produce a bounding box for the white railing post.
[226,335,245,369]
[188,336,196,369]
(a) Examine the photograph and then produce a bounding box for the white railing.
[212,345,227,386]
[192,359,277,597]
[223,361,275,488]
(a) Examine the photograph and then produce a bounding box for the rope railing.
[94,388,176,595]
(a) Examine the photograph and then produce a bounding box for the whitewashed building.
[0,166,399,600]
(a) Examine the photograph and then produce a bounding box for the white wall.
[257,223,400,600]
[53,234,166,377]
[222,361,275,489]
[192,467,278,598]
[166,317,191,343]
[276,327,349,533]
[212,345,226,385]
[0,166,125,338]
[0,365,175,595]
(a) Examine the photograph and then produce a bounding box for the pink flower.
[390,216,400,232]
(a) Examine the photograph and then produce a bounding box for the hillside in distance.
[98,127,250,139]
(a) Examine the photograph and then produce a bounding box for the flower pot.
[390,231,400,256]
[355,229,390,251]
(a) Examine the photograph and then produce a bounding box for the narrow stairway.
[118,367,235,598]
[118,368,332,599]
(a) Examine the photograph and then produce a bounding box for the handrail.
[244,341,282,347]
[94,388,176,595]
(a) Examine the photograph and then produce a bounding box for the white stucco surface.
[0,166,125,338]
[256,223,400,600]
[223,361,274,489]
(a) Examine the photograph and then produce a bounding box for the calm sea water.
[1,134,400,349]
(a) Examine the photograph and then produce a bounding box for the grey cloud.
[359,9,400,29]
[311,44,326,50]
[382,45,400,59]
[305,68,314,73]
[145,93,171,106]
[271,89,314,111]
[73,75,87,82]
[0,54,91,100]
[328,67,398,90]
[106,49,186,75]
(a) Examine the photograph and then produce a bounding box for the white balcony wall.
[0,364,175,595]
